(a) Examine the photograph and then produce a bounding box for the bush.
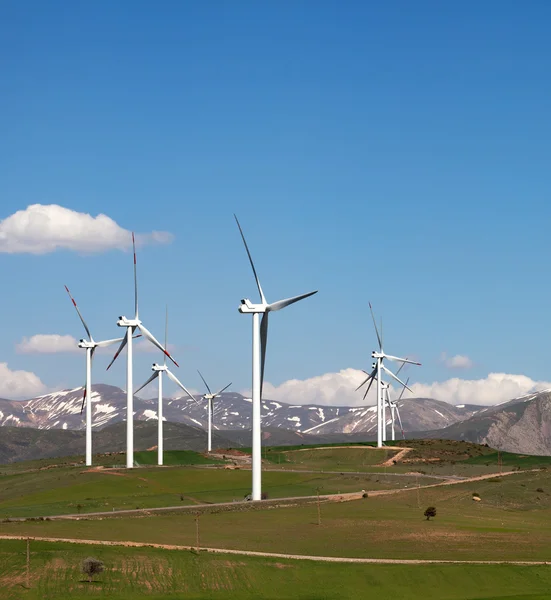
[424,506,436,521]
[536,488,545,493]
[362,492,368,499]
[81,557,104,583]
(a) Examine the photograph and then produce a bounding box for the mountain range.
[0,384,481,435]
[0,383,549,456]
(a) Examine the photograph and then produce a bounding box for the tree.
[81,557,104,583]
[424,506,436,521]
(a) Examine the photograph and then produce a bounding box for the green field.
[263,446,398,470]
[1,441,550,599]
[0,463,432,518]
[3,469,551,562]
[1,539,551,600]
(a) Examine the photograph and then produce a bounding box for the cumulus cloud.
[440,352,474,369]
[0,204,173,254]
[16,334,80,354]
[243,368,375,407]
[247,369,551,408]
[0,362,47,398]
[406,373,551,406]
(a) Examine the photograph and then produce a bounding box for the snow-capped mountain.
[0,384,481,434]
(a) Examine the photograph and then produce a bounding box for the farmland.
[0,441,550,598]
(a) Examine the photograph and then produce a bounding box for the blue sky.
[2,1,551,404]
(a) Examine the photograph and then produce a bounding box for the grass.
[0,464,429,518]
[4,469,551,562]
[262,446,398,470]
[133,450,224,466]
[2,539,551,599]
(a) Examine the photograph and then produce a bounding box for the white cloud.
[407,373,551,406]
[16,334,80,354]
[440,352,474,369]
[247,369,551,408]
[244,368,375,407]
[0,204,173,254]
[0,362,47,398]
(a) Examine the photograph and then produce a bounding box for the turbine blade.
[381,364,412,393]
[197,370,212,394]
[260,312,268,398]
[369,302,382,351]
[135,371,159,395]
[64,285,92,341]
[214,382,232,396]
[166,369,199,404]
[398,377,410,401]
[385,354,421,366]
[234,214,266,304]
[363,374,376,401]
[267,291,318,312]
[395,359,407,377]
[138,323,179,367]
[355,373,373,392]
[106,334,129,371]
[80,386,87,415]
[95,336,126,348]
[164,305,168,366]
[132,232,139,319]
[395,405,405,439]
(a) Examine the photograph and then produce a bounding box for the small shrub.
[261,492,268,500]
[362,492,368,499]
[472,492,480,497]
[424,506,436,521]
[536,488,545,493]
[81,557,104,583]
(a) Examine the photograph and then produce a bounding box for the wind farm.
[3,2,551,598]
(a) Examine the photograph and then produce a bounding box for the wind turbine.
[133,307,195,465]
[355,303,420,447]
[107,233,179,469]
[64,286,126,467]
[197,370,232,453]
[387,378,409,441]
[234,215,318,501]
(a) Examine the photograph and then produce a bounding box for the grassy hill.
[3,539,551,600]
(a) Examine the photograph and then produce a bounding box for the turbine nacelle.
[78,340,95,349]
[238,298,266,314]
[117,316,140,327]
[152,363,168,372]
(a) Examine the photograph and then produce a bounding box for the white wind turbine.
[387,378,409,441]
[197,370,232,453]
[64,286,127,467]
[359,368,409,442]
[107,233,179,469]
[235,215,318,501]
[133,308,197,466]
[355,303,420,447]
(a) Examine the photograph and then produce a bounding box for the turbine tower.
[64,286,125,466]
[355,303,420,447]
[107,233,179,469]
[134,307,196,465]
[197,370,232,453]
[234,215,317,501]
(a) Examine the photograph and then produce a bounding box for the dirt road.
[0,534,548,566]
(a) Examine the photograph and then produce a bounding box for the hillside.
[0,384,480,435]
[0,421,242,464]
[419,390,551,454]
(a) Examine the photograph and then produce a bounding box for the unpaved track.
[0,535,548,566]
[2,468,533,522]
